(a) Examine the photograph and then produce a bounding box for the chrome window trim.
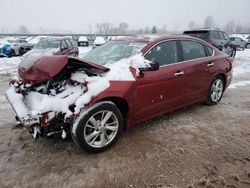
[143,38,215,68]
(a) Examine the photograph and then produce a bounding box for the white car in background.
[230,34,250,49]
[78,36,89,47]
[92,36,106,48]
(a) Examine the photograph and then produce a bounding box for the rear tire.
[205,76,225,105]
[71,101,123,153]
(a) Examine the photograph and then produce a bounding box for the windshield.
[34,40,60,49]
[82,40,147,65]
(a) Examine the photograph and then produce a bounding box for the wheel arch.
[97,97,129,121]
[214,73,227,91]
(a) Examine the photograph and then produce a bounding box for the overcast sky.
[0,0,249,33]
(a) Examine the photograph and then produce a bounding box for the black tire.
[205,76,225,105]
[246,43,250,49]
[8,49,15,57]
[71,101,123,153]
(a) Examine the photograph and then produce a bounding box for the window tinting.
[211,31,220,40]
[144,41,179,66]
[61,40,68,49]
[181,40,206,60]
[218,32,225,40]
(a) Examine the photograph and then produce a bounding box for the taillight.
[226,57,233,64]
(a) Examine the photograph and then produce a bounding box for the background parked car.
[229,35,248,50]
[3,37,28,56]
[24,37,79,57]
[78,36,89,47]
[246,35,250,48]
[0,39,13,57]
[183,28,237,58]
[92,36,106,48]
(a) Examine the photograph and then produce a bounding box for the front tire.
[205,76,225,105]
[8,49,15,57]
[72,101,123,153]
[231,49,236,59]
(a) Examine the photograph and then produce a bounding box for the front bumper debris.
[5,86,40,127]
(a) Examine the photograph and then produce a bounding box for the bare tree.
[96,23,103,34]
[224,20,236,34]
[162,24,167,33]
[235,23,244,33]
[203,16,215,28]
[18,25,29,34]
[144,26,150,34]
[188,21,197,30]
[119,22,129,34]
[151,26,157,34]
[101,23,113,35]
[172,22,181,33]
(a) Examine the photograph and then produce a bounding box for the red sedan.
[5,35,233,152]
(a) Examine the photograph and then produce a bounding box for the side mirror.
[139,61,159,72]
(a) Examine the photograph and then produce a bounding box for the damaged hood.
[18,55,109,84]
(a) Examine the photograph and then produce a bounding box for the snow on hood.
[73,53,149,113]
[23,48,59,58]
[6,54,149,121]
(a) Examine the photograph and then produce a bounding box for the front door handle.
[174,71,184,76]
[207,63,214,67]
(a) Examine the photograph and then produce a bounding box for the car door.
[179,40,213,102]
[134,40,186,120]
[60,40,70,55]
[65,39,75,56]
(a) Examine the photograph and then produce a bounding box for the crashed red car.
[5,35,233,152]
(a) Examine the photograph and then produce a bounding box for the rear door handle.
[207,63,214,67]
[174,71,184,76]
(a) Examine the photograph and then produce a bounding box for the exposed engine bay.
[5,55,110,139]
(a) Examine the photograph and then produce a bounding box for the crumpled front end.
[5,77,87,139]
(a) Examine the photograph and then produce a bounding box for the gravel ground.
[0,51,250,188]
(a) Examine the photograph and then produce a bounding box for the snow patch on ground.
[233,49,250,76]
[78,47,92,58]
[229,80,250,89]
[0,57,22,75]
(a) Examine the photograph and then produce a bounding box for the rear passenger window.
[180,40,206,61]
[204,45,213,56]
[145,41,179,66]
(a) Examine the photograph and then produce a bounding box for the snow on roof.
[78,36,88,42]
[93,37,106,45]
[28,36,48,44]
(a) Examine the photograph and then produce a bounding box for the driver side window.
[145,41,179,66]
